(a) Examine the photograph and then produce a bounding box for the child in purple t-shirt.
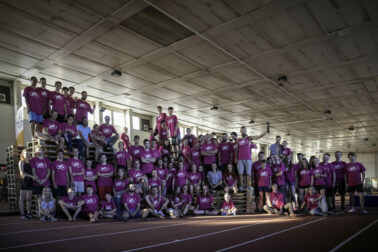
[82,185,100,223]
[100,193,117,218]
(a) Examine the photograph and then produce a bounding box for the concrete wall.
[0,80,16,163]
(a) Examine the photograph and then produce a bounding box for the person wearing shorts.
[166,107,179,156]
[51,150,69,198]
[235,126,266,192]
[257,160,272,212]
[121,184,141,221]
[332,151,347,210]
[67,148,85,197]
[58,188,84,221]
[263,184,295,217]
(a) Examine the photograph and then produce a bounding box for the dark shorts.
[254,184,259,196]
[122,209,140,218]
[33,186,44,195]
[258,186,270,193]
[325,187,334,197]
[54,186,68,196]
[314,185,325,193]
[286,181,296,187]
[335,183,346,195]
[347,183,363,193]
[298,185,310,189]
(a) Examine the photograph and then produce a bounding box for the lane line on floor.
[123,217,288,252]
[329,219,378,252]
[0,218,224,250]
[216,217,327,252]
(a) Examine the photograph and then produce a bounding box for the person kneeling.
[142,186,169,220]
[264,184,295,217]
[59,188,84,221]
[302,186,329,216]
[100,193,117,219]
[221,193,237,216]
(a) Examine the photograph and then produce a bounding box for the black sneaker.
[27,214,33,219]
[20,215,27,220]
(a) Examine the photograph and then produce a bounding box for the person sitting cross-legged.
[263,184,296,217]
[58,187,84,221]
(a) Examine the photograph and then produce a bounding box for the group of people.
[18,77,368,223]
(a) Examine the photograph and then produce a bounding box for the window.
[132,116,140,130]
[102,110,112,123]
[88,111,94,122]
[21,90,26,109]
[180,127,184,137]
[113,111,125,127]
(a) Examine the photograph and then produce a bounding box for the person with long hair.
[39,187,57,221]
[311,157,327,196]
[188,164,202,198]
[193,185,218,215]
[223,163,238,194]
[159,139,171,157]
[221,193,237,216]
[18,149,34,219]
[113,168,129,217]
[297,158,311,212]
[284,155,298,208]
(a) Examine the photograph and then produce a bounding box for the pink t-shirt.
[82,194,99,212]
[258,168,272,187]
[183,134,196,146]
[51,160,68,186]
[43,119,60,136]
[320,163,335,187]
[148,178,162,187]
[175,169,188,187]
[128,169,144,184]
[115,150,130,167]
[188,172,201,184]
[156,113,167,132]
[49,91,66,115]
[62,196,79,207]
[155,167,168,180]
[121,192,140,211]
[159,145,170,156]
[181,193,192,205]
[84,169,97,192]
[224,174,236,187]
[99,124,117,138]
[189,148,201,166]
[281,147,291,156]
[218,142,232,165]
[181,145,191,161]
[158,127,168,141]
[222,201,235,211]
[272,163,285,185]
[284,165,297,183]
[129,145,144,161]
[198,194,213,210]
[332,161,347,184]
[121,133,130,149]
[65,96,75,115]
[237,137,253,161]
[61,123,78,137]
[311,166,326,186]
[201,142,217,165]
[344,162,366,186]
[139,149,155,175]
[101,200,116,211]
[30,157,51,186]
[67,158,84,182]
[298,169,311,187]
[36,87,50,114]
[252,160,262,183]
[95,164,114,187]
[304,193,320,210]
[75,99,92,122]
[113,178,129,192]
[166,115,178,136]
[270,192,285,210]
[150,195,165,210]
[24,86,43,115]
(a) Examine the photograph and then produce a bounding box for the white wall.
[0,80,16,163]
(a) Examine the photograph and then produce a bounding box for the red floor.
[0,208,376,252]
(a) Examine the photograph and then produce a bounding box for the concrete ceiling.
[0,0,378,154]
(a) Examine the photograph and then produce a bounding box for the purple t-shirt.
[101,200,116,211]
[258,168,272,187]
[166,115,178,136]
[84,169,97,192]
[158,127,168,142]
[224,174,236,187]
[62,196,79,207]
[218,142,232,165]
[284,165,297,183]
[113,178,129,192]
[344,162,366,186]
[189,148,201,166]
[198,194,213,210]
[148,178,162,187]
[181,193,192,205]
[128,169,144,184]
[95,164,114,187]
[237,137,253,161]
[82,194,99,212]
[298,169,311,187]
[320,163,335,187]
[188,172,201,184]
[36,87,50,114]
[75,99,92,122]
[150,195,165,211]
[51,160,68,186]
[43,119,60,136]
[270,192,285,210]
[61,123,78,137]
[252,160,262,184]
[201,143,217,165]
[99,124,117,138]
[67,158,84,182]
[311,166,326,186]
[121,192,140,211]
[65,96,75,115]
[30,157,51,186]
[155,167,168,180]
[175,170,188,187]
[139,149,155,175]
[115,150,130,167]
[129,145,144,161]
[49,91,66,115]
[332,161,347,184]
[271,163,285,185]
[156,113,167,132]
[24,86,43,115]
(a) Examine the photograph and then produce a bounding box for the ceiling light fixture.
[111,69,122,77]
[324,110,331,115]
[249,119,255,124]
[276,75,288,87]
[210,105,218,111]
[348,127,354,131]
[364,138,369,141]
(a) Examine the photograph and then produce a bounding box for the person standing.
[75,91,95,124]
[37,77,50,119]
[166,107,179,156]
[18,149,34,219]
[121,127,131,149]
[49,81,66,122]
[23,76,43,139]
[332,151,347,210]
[269,136,282,156]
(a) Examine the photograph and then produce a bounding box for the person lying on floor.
[263,184,296,217]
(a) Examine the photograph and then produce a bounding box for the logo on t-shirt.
[55,94,63,100]
[348,166,357,172]
[86,198,96,204]
[78,103,86,108]
[30,91,39,97]
[128,198,136,204]
[100,166,109,172]
[260,171,269,176]
[200,197,209,203]
[36,162,47,169]
[56,163,66,170]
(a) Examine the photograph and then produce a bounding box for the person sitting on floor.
[142,186,169,220]
[100,193,117,219]
[301,186,329,216]
[263,184,295,217]
[58,187,84,221]
[82,185,100,223]
[39,186,57,221]
[121,183,141,222]
[220,193,237,216]
[193,185,218,216]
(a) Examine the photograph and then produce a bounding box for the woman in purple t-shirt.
[193,185,218,215]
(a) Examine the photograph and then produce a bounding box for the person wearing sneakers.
[142,186,169,220]
[39,187,57,221]
[345,152,367,214]
[263,184,295,217]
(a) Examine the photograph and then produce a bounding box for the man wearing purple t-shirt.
[235,126,267,192]
[49,81,66,123]
[68,148,85,197]
[36,110,65,150]
[183,128,196,147]
[99,115,119,149]
[331,151,347,210]
[345,152,367,214]
[201,135,218,172]
[166,107,179,156]
[23,76,43,138]
[51,150,69,197]
[75,91,95,124]
[37,77,50,119]
[320,153,336,210]
[62,114,84,158]
[218,133,232,171]
[30,147,51,196]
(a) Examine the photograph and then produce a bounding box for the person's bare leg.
[30,121,36,139]
[26,190,32,215]
[239,174,244,189]
[59,203,73,220]
[19,190,26,216]
[73,206,82,220]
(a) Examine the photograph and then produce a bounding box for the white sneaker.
[348,208,357,213]
[361,209,368,214]
[50,217,58,221]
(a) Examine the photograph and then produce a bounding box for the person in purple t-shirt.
[166,107,180,156]
[36,110,65,150]
[139,139,156,176]
[201,134,218,172]
[218,133,233,172]
[49,81,66,123]
[82,185,100,223]
[96,154,114,200]
[75,91,95,124]
[23,76,43,138]
[51,150,69,198]
[68,148,85,197]
[99,115,119,148]
[332,151,347,210]
[155,105,167,134]
[235,126,267,192]
[320,153,336,210]
[122,183,141,221]
[141,186,169,220]
[58,187,84,221]
[37,77,50,119]
[183,128,196,147]
[263,184,295,216]
[62,114,84,158]
[284,155,298,208]
[345,152,367,214]
[193,185,218,215]
[30,147,51,196]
